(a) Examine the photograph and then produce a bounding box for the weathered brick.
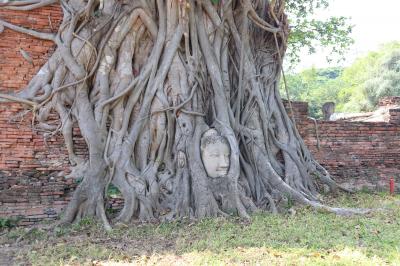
[1,7,399,225]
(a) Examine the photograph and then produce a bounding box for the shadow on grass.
[2,193,399,265]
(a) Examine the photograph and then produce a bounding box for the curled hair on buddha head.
[200,128,230,151]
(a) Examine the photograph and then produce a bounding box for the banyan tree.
[0,0,360,230]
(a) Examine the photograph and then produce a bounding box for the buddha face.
[200,129,230,178]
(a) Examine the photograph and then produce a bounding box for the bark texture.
[0,0,360,228]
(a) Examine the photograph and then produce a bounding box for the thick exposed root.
[0,0,363,228]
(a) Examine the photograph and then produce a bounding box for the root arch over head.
[0,0,361,228]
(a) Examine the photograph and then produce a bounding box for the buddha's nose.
[220,156,229,168]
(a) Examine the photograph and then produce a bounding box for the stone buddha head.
[200,129,231,178]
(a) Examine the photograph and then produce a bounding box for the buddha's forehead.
[203,141,230,153]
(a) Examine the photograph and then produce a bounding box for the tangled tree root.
[0,0,363,229]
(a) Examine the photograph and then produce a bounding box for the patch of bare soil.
[0,223,178,265]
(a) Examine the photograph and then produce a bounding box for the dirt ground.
[1,193,399,265]
[0,219,183,265]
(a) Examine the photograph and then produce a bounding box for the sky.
[297,0,400,70]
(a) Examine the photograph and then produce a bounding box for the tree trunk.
[0,0,358,228]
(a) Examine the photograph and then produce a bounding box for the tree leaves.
[285,0,353,67]
[283,41,400,115]
[282,67,343,118]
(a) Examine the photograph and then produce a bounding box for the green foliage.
[364,50,400,107]
[284,193,295,209]
[75,176,83,184]
[0,217,20,229]
[106,184,121,197]
[338,41,400,112]
[282,66,343,118]
[211,0,354,67]
[283,41,400,115]
[4,194,399,265]
[286,0,354,67]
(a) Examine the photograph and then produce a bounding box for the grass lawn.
[1,192,399,265]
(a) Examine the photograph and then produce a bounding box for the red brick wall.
[299,119,400,191]
[0,5,62,93]
[0,5,75,225]
[0,5,65,170]
[1,7,399,224]
[283,100,400,191]
[378,96,400,107]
